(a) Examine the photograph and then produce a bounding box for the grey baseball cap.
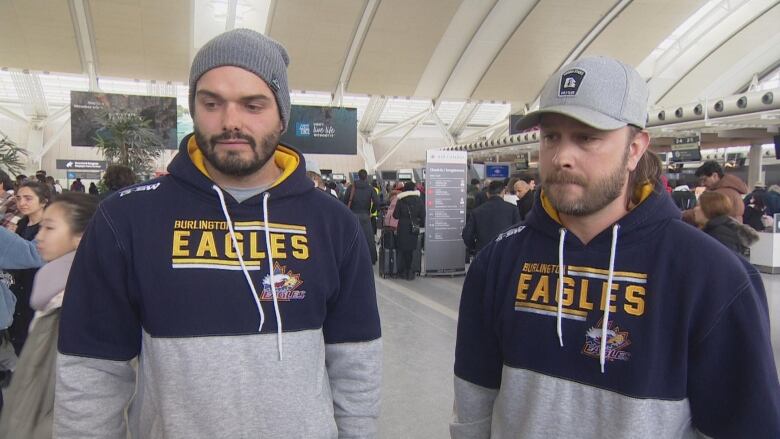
[514,57,649,131]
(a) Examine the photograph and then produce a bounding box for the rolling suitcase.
[379,248,398,278]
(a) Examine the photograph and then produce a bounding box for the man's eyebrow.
[240,95,273,103]
[195,90,222,99]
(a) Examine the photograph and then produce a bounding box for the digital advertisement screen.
[280,105,357,155]
[485,164,510,179]
[71,91,177,149]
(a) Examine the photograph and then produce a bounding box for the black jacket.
[393,191,425,251]
[517,191,534,221]
[344,180,378,214]
[703,215,759,257]
[462,196,520,251]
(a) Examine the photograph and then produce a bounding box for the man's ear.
[627,129,650,172]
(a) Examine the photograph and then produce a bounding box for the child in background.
[0,192,97,438]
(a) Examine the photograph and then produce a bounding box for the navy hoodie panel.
[61,135,379,348]
[456,186,779,406]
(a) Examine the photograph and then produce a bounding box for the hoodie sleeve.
[323,223,382,438]
[55,205,140,438]
[0,226,42,269]
[451,252,502,438]
[687,279,780,437]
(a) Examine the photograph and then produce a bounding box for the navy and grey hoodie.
[452,185,780,438]
[55,135,382,438]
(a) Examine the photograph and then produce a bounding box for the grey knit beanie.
[189,29,291,132]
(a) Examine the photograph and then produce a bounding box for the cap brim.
[513,105,628,132]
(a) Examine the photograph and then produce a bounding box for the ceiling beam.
[69,0,99,91]
[449,101,479,138]
[10,71,48,118]
[654,1,778,104]
[358,95,387,134]
[370,106,431,140]
[0,105,29,124]
[526,0,632,111]
[331,0,381,105]
[374,115,428,169]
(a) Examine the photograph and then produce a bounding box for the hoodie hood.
[712,173,748,195]
[167,134,315,205]
[523,183,681,372]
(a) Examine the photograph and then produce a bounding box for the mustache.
[544,171,587,186]
[210,131,256,148]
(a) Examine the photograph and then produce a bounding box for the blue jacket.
[56,135,382,438]
[0,227,42,329]
[452,184,780,438]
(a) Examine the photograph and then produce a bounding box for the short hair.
[18,180,52,206]
[487,180,505,196]
[403,181,416,191]
[48,192,98,235]
[103,164,136,191]
[518,174,536,184]
[471,178,480,186]
[699,191,732,219]
[695,161,724,178]
[358,169,368,180]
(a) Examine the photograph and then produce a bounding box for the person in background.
[45,176,62,195]
[514,179,534,221]
[34,170,46,185]
[8,181,50,355]
[393,181,424,280]
[69,178,85,193]
[502,177,520,206]
[88,182,99,196]
[452,56,779,438]
[344,169,379,265]
[671,181,696,210]
[462,180,520,252]
[100,164,136,201]
[0,192,97,437]
[0,226,43,412]
[0,170,19,229]
[14,175,26,192]
[683,160,747,223]
[694,191,758,257]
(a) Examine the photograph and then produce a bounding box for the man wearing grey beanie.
[55,29,382,439]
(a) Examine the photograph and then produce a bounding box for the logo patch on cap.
[270,77,280,92]
[559,68,585,97]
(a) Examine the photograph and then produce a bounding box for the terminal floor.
[374,268,780,439]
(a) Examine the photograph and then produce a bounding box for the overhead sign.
[670,134,701,162]
[56,159,107,171]
[485,164,510,179]
[424,150,468,275]
[280,105,357,155]
[71,91,178,149]
[66,171,101,180]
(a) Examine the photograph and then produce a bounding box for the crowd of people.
[0,28,777,438]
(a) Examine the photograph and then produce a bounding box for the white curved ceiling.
[0,0,777,136]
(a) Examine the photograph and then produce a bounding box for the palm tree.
[0,132,28,176]
[92,110,164,175]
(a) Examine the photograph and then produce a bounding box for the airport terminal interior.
[1,0,780,437]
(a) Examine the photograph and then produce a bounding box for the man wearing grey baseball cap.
[55,29,382,438]
[452,56,779,438]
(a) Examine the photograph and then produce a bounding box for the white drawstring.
[213,185,266,332]
[556,228,566,347]
[600,224,620,373]
[212,186,283,361]
[262,192,284,361]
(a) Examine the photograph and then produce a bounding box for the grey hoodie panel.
[452,367,699,439]
[56,329,380,439]
[325,340,382,438]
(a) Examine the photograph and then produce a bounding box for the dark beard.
[542,146,630,217]
[194,127,279,177]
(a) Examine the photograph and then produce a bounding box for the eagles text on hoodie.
[55,135,382,438]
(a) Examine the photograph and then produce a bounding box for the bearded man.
[55,29,381,438]
[451,57,779,438]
